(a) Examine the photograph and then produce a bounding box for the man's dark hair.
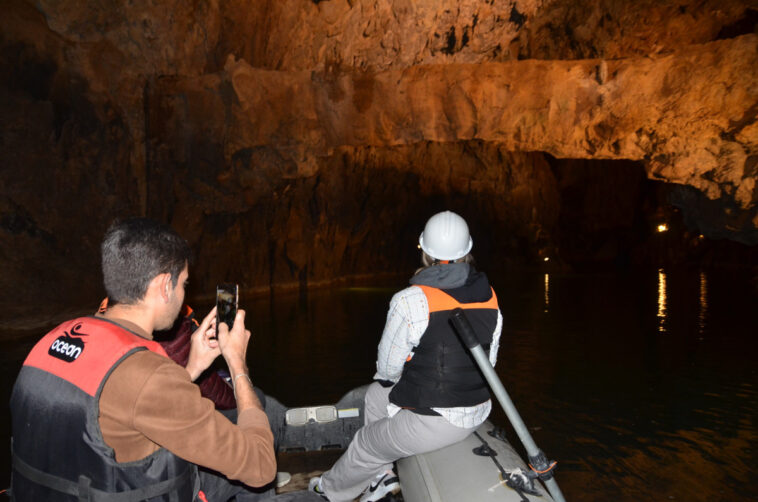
[101,218,191,305]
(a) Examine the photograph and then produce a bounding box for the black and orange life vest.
[10,316,198,501]
[389,271,500,410]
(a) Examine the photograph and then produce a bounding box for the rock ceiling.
[0,0,756,314]
[10,0,754,206]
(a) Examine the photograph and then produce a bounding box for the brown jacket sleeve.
[99,350,276,487]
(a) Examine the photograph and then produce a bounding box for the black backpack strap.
[13,451,192,502]
[13,452,80,496]
[88,467,192,502]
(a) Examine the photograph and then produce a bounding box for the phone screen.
[216,283,238,331]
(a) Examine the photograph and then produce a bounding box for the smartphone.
[216,283,239,332]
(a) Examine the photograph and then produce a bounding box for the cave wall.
[217,38,756,204]
[147,128,560,291]
[214,0,755,69]
[1,0,756,320]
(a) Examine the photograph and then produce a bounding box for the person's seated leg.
[362,381,392,426]
[240,490,328,501]
[319,408,473,501]
[198,468,275,502]
[203,388,280,501]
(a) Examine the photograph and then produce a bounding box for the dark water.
[2,268,756,501]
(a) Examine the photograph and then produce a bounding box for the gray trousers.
[320,382,475,502]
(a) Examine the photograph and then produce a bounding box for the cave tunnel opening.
[141,140,749,301]
[1,133,756,324]
[134,141,757,309]
[544,156,758,272]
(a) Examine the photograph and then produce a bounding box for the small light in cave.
[543,257,550,262]
[657,223,669,233]
[698,234,705,239]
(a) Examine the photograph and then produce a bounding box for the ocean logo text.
[48,323,89,362]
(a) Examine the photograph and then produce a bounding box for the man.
[97,299,238,410]
[310,210,503,502]
[10,218,275,501]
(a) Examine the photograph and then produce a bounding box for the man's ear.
[149,272,173,303]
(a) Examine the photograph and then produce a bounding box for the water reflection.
[2,270,756,501]
[699,271,708,337]
[657,268,667,333]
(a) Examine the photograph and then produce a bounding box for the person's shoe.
[359,470,401,502]
[308,476,329,500]
[275,471,291,488]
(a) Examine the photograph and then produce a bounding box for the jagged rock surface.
[217,35,757,207]
[0,0,756,320]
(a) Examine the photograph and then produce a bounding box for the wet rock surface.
[1,0,756,321]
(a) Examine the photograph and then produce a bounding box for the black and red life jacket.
[389,272,500,410]
[10,316,198,501]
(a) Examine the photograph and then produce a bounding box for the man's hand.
[216,310,262,413]
[185,307,222,381]
[216,309,251,376]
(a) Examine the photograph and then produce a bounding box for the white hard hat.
[419,211,473,261]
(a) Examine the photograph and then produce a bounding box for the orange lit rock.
[221,36,757,207]
[0,0,756,320]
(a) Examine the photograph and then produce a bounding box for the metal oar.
[450,308,567,502]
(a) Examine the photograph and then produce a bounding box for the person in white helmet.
[310,210,503,502]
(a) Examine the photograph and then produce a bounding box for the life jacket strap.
[400,370,488,392]
[12,451,192,502]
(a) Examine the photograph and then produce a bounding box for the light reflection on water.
[1,269,756,500]
[699,271,708,336]
[657,267,667,333]
[489,268,756,501]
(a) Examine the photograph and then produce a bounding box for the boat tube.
[398,420,554,502]
[270,385,555,501]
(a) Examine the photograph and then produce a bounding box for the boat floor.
[275,449,342,494]
[274,450,404,501]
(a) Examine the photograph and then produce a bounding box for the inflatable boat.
[267,385,556,502]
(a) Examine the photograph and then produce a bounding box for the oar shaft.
[450,309,567,502]
[468,345,566,502]
[468,345,540,454]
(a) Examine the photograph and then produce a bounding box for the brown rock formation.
[0,0,756,321]
[219,35,756,209]
[216,0,754,69]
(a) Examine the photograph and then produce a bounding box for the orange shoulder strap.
[416,285,498,314]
